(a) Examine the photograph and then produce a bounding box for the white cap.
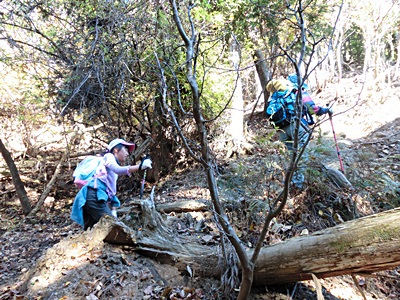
[107,138,135,153]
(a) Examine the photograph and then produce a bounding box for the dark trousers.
[83,187,112,230]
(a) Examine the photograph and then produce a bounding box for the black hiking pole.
[329,113,345,174]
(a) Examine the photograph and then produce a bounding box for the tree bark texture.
[156,199,209,213]
[21,204,400,295]
[0,139,32,215]
[109,206,400,286]
[254,49,271,114]
[252,207,400,285]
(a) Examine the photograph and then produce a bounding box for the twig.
[0,189,16,196]
[351,273,367,300]
[290,282,298,299]
[28,150,69,216]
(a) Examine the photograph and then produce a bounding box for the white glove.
[328,108,333,116]
[139,158,152,170]
[111,209,117,218]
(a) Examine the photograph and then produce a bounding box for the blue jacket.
[287,73,329,117]
[70,180,120,227]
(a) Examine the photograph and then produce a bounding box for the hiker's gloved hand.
[328,108,333,116]
[139,157,152,170]
[111,209,117,218]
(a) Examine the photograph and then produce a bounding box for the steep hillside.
[0,75,399,299]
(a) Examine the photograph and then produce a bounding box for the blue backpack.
[73,156,107,189]
[266,89,296,128]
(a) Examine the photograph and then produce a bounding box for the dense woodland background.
[0,0,399,299]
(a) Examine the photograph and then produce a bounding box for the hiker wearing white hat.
[71,138,152,230]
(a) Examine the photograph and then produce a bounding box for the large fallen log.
[156,199,209,213]
[107,205,400,285]
[252,207,400,285]
[118,199,209,214]
[21,202,400,296]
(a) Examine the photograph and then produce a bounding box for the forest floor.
[0,74,399,299]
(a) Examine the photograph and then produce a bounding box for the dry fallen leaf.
[144,285,153,295]
[186,265,193,277]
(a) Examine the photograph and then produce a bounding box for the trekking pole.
[139,169,147,199]
[329,113,345,174]
[139,154,150,199]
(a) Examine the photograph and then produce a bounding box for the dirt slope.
[0,76,399,299]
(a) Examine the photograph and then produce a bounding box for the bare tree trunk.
[150,95,174,183]
[0,139,32,215]
[395,34,400,80]
[363,35,373,82]
[252,208,400,285]
[20,196,400,297]
[335,27,343,80]
[168,1,252,298]
[156,200,208,213]
[226,39,244,158]
[118,200,209,215]
[110,207,400,286]
[253,49,270,115]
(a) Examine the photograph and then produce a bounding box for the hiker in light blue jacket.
[71,138,152,230]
